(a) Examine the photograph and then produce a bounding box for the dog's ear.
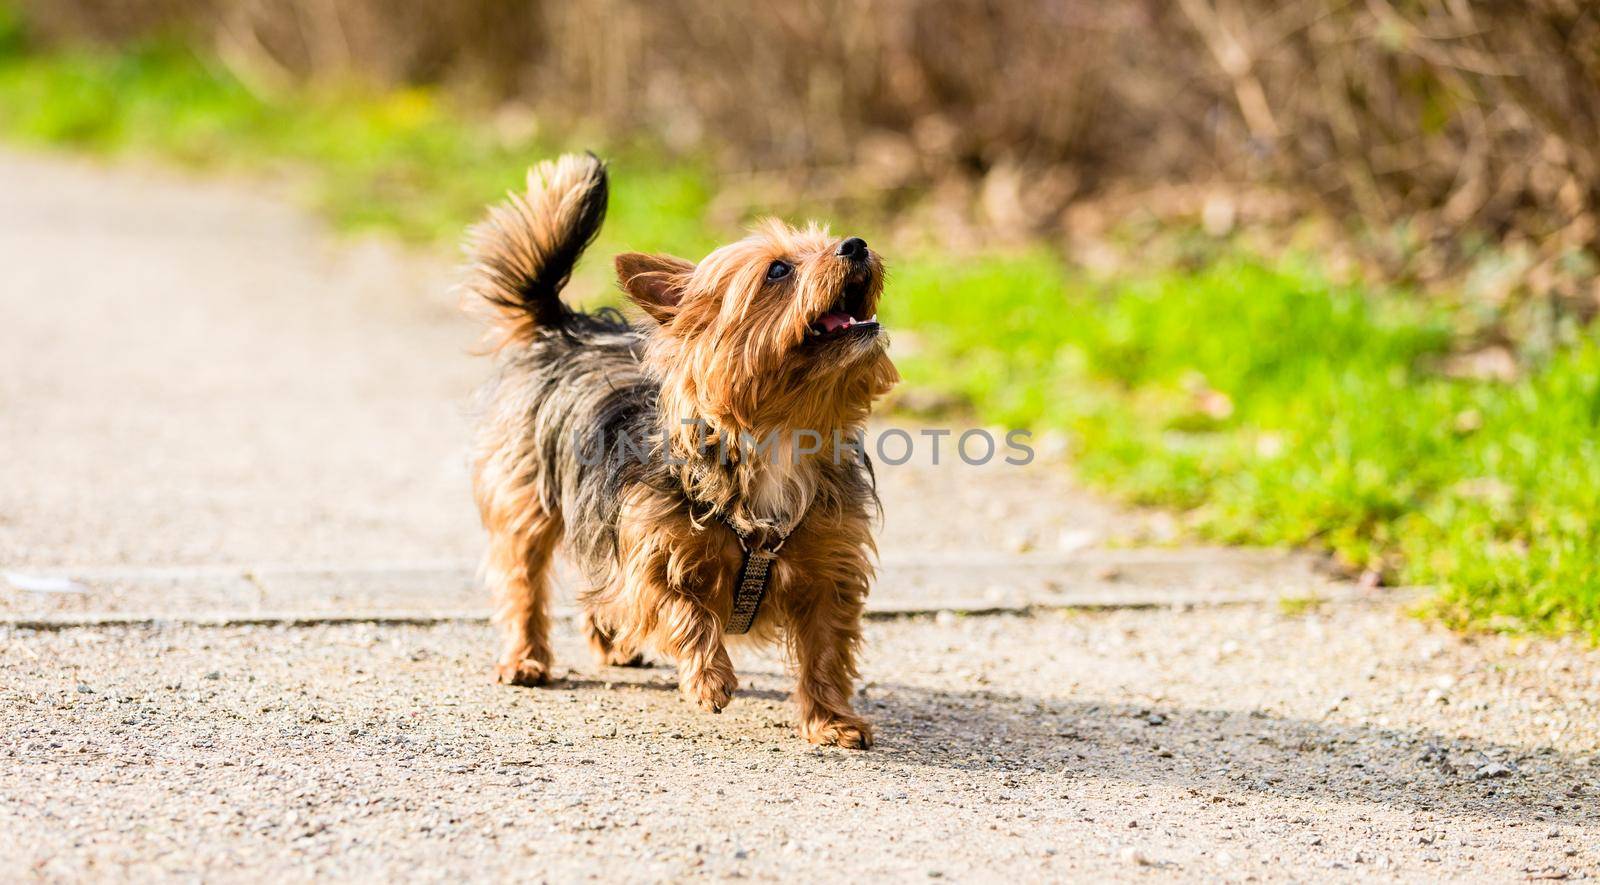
[616,253,694,325]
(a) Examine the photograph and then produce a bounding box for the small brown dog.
[462,155,897,747]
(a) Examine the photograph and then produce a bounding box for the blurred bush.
[14,0,1600,314]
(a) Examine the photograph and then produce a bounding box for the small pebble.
[1473,762,1516,780]
[1119,847,1155,867]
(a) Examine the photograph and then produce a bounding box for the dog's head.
[617,219,899,439]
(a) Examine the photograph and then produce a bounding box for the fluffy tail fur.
[463,153,609,349]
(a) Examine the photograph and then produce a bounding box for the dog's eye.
[765,260,793,282]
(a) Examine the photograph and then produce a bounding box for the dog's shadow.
[540,660,1592,828]
[857,682,1594,827]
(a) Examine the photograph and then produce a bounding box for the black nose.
[836,237,868,261]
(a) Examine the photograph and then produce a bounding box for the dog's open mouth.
[806,275,878,340]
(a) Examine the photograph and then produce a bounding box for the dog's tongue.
[817,311,854,333]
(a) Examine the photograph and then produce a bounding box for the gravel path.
[4,608,1596,882]
[1,149,1597,882]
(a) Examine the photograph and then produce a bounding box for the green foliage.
[1,31,1596,639]
[0,5,22,56]
[0,37,719,272]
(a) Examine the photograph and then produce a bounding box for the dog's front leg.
[783,583,872,749]
[655,591,739,713]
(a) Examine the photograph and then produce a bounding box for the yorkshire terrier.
[461,154,897,748]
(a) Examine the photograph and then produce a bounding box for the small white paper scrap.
[4,571,92,594]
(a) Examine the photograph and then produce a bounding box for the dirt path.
[1,150,1596,882]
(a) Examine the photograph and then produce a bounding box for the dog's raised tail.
[462,153,608,349]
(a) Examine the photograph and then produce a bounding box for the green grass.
[1,23,1596,639]
[892,253,1600,636]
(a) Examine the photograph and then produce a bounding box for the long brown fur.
[462,155,897,748]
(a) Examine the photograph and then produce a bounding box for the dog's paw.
[495,657,553,687]
[680,669,738,713]
[597,648,648,668]
[802,715,874,749]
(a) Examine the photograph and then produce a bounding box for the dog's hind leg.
[583,612,647,668]
[485,507,563,687]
